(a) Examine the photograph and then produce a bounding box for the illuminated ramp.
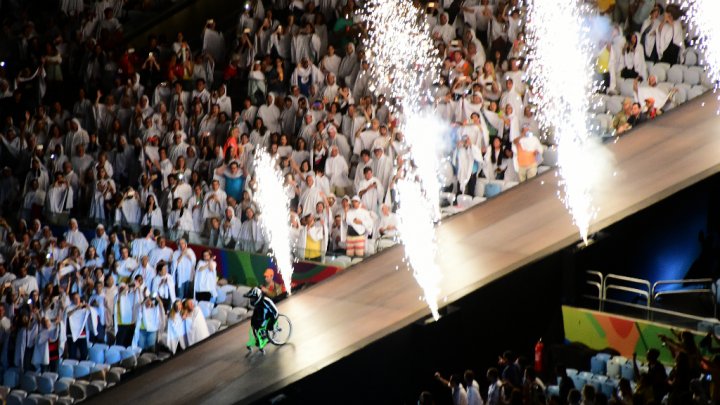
[89,92,720,404]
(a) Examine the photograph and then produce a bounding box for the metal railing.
[603,274,652,310]
[585,270,603,311]
[652,278,717,319]
[584,271,717,323]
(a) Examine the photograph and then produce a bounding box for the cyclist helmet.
[244,287,263,305]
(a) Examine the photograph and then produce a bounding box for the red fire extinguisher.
[534,338,544,373]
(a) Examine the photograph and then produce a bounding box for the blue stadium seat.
[88,345,105,364]
[57,365,73,380]
[621,361,634,381]
[73,365,90,379]
[20,373,37,393]
[591,355,607,375]
[3,369,20,389]
[601,378,618,398]
[104,349,122,365]
[37,375,55,395]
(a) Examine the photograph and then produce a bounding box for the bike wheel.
[268,314,292,346]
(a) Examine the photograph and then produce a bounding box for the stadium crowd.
[425,327,720,405]
[0,0,707,387]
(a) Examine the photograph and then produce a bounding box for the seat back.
[3,369,19,389]
[7,393,24,405]
[19,374,36,393]
[68,384,86,402]
[606,360,620,378]
[605,96,623,115]
[207,319,221,335]
[72,365,90,379]
[684,66,702,85]
[650,62,671,82]
[620,361,634,380]
[484,182,502,198]
[619,79,635,97]
[36,376,54,395]
[666,65,685,84]
[104,349,122,365]
[590,356,607,375]
[57,365,73,380]
[688,85,706,100]
[88,345,105,364]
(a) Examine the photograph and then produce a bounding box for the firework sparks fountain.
[253,150,294,294]
[679,1,720,98]
[362,0,444,319]
[526,0,612,244]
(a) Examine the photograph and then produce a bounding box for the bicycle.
[267,314,292,346]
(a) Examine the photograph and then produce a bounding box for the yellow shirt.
[596,48,610,74]
[305,235,321,260]
[598,0,615,13]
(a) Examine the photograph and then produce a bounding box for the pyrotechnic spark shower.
[253,150,294,294]
[361,0,439,108]
[395,179,442,320]
[527,0,608,243]
[362,0,444,319]
[679,0,720,93]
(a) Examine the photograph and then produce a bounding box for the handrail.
[654,289,713,299]
[651,278,714,297]
[587,270,717,324]
[586,271,604,300]
[651,278,717,319]
[582,295,718,324]
[603,274,651,302]
[604,285,651,308]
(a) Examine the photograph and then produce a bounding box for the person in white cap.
[116,188,142,229]
[237,207,265,253]
[63,218,88,256]
[325,145,351,197]
[257,94,282,135]
[46,172,73,223]
[500,78,524,120]
[298,173,326,217]
[90,224,108,260]
[324,124,352,162]
[345,196,373,257]
[202,19,225,64]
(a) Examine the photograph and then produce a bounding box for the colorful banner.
[562,306,706,364]
[182,244,342,288]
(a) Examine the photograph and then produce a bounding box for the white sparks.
[680,0,720,90]
[253,150,294,294]
[362,0,444,319]
[361,0,439,109]
[402,112,447,220]
[526,0,611,243]
[395,179,442,320]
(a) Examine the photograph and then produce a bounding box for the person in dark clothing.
[634,349,668,404]
[500,350,523,390]
[556,364,575,405]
